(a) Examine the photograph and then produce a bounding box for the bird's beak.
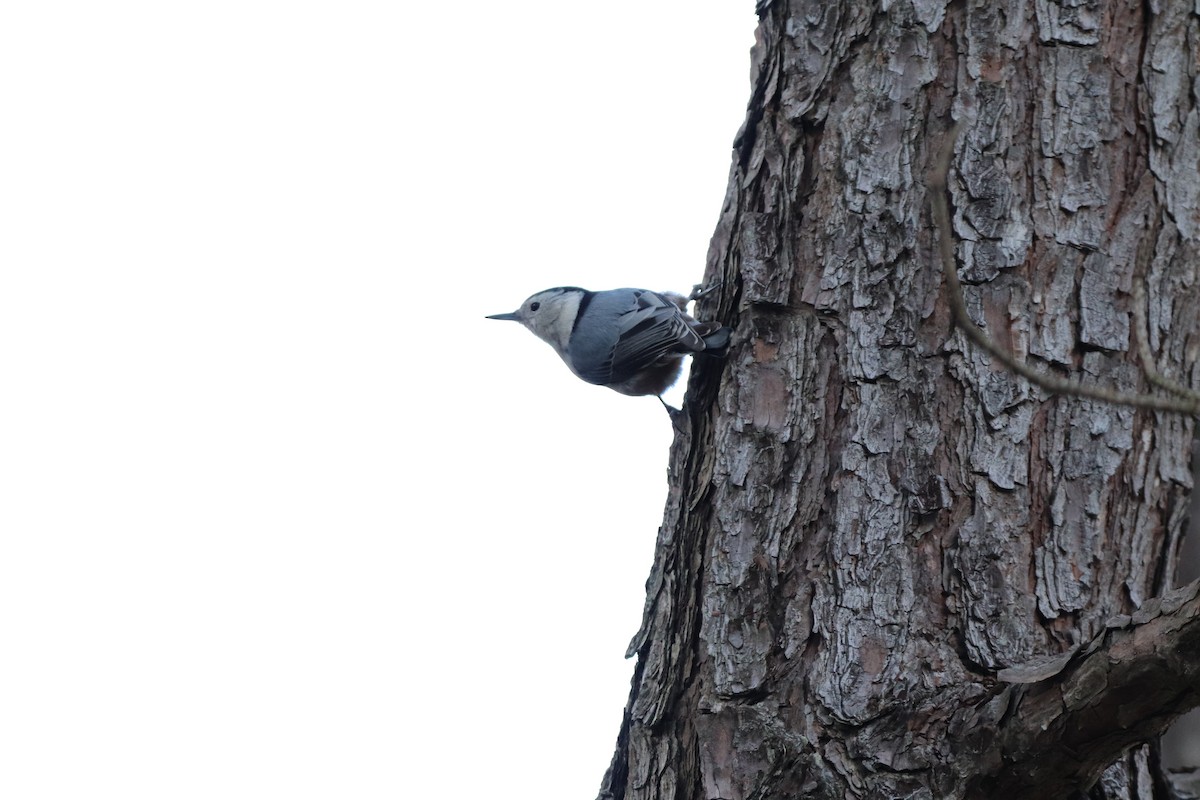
[486,312,521,321]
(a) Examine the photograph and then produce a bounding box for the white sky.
[1,3,753,797]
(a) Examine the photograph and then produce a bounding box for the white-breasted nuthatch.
[486,286,731,397]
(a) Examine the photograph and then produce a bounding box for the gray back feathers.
[568,289,713,385]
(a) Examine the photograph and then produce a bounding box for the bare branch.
[964,580,1200,798]
[929,124,1200,416]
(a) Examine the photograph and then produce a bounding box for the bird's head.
[486,287,587,353]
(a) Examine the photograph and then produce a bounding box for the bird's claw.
[689,280,724,302]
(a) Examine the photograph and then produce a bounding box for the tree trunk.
[600,2,1200,798]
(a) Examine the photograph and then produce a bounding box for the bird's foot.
[689,280,723,302]
[659,396,687,431]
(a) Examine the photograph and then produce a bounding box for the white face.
[516,289,564,327]
[490,288,583,355]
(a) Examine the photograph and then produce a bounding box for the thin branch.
[1132,278,1200,402]
[929,124,1200,416]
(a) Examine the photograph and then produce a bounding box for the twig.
[929,123,1200,416]
[1132,279,1200,402]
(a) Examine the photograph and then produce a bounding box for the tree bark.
[600,2,1200,798]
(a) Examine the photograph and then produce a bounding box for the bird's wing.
[599,291,705,384]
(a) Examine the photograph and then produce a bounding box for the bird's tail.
[696,323,732,353]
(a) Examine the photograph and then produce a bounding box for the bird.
[486,286,731,398]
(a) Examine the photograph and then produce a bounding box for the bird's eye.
[530,302,541,311]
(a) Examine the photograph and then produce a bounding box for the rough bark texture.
[600,2,1200,799]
